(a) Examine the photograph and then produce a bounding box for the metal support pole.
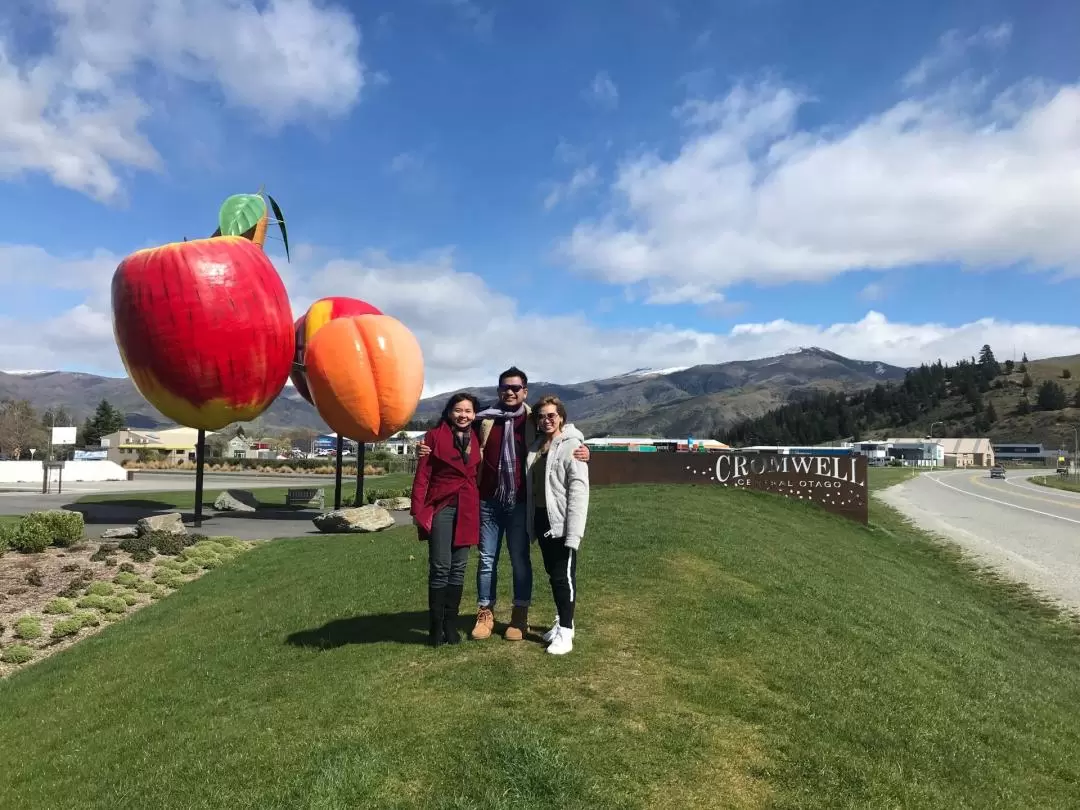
[194,429,206,528]
[354,443,366,506]
[334,434,344,509]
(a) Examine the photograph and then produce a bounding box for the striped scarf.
[475,404,525,506]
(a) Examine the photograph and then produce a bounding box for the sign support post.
[334,435,344,509]
[194,429,206,528]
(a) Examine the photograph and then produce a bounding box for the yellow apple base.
[128,366,272,432]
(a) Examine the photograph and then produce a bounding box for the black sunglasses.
[499,384,524,393]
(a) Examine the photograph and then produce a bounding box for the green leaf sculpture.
[267,194,290,262]
[218,194,267,237]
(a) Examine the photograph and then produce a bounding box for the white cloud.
[0,0,366,202]
[858,282,885,302]
[8,242,1080,397]
[902,22,1012,89]
[562,56,1080,301]
[585,71,619,110]
[544,165,599,210]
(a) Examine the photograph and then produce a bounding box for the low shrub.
[101,596,128,613]
[15,616,43,640]
[21,510,84,547]
[365,487,412,504]
[86,581,115,597]
[74,611,100,628]
[90,543,119,562]
[25,568,44,587]
[103,556,118,567]
[153,533,189,555]
[135,580,158,594]
[130,548,155,563]
[179,562,200,575]
[9,519,51,553]
[153,569,184,588]
[0,644,34,664]
[119,535,153,555]
[158,559,185,572]
[50,617,84,639]
[113,572,140,588]
[76,594,108,610]
[57,578,85,599]
[121,593,139,606]
[43,598,76,614]
[149,586,167,599]
[60,563,81,573]
[0,523,12,556]
[118,562,136,573]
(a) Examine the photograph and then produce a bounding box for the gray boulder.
[214,489,259,512]
[313,505,395,534]
[102,526,139,539]
[375,497,411,512]
[136,512,187,536]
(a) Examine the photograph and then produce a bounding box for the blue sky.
[1,0,1080,394]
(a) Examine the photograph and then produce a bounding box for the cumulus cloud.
[6,242,1080,397]
[544,165,599,210]
[561,55,1080,301]
[0,0,366,201]
[902,22,1012,89]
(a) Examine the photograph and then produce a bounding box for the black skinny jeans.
[535,508,578,629]
[429,506,469,588]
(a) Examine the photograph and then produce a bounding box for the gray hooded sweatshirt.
[525,423,590,549]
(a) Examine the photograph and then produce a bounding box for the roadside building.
[381,430,427,456]
[100,427,212,466]
[991,442,1060,466]
[884,438,945,467]
[924,437,995,468]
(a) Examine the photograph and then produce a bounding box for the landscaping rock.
[136,513,187,536]
[313,505,395,534]
[375,497,411,512]
[213,489,259,513]
[101,526,138,540]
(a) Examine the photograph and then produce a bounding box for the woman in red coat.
[411,393,482,647]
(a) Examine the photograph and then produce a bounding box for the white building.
[101,427,215,465]
[381,430,427,456]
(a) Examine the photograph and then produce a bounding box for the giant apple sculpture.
[290,296,383,405]
[111,236,295,430]
[304,314,425,442]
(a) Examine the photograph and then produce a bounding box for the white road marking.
[926,472,1080,526]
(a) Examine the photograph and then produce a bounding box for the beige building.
[100,427,215,465]
[936,437,995,468]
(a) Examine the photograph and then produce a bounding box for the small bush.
[87,581,115,597]
[77,594,108,610]
[159,559,185,572]
[61,563,81,573]
[51,617,84,638]
[15,616,43,640]
[135,580,158,594]
[0,644,34,664]
[57,578,84,599]
[25,568,44,587]
[179,562,199,575]
[130,548,155,563]
[152,533,188,555]
[90,543,119,562]
[119,562,136,573]
[119,535,153,555]
[101,596,128,613]
[150,586,168,599]
[43,598,76,614]
[21,510,84,547]
[153,569,184,588]
[114,572,139,587]
[121,593,139,606]
[9,519,51,553]
[74,611,100,628]
[103,556,118,568]
[0,523,13,556]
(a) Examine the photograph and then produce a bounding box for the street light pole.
[929,422,943,470]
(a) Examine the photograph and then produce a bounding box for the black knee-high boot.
[428,587,445,647]
[442,584,463,644]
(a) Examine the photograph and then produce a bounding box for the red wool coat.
[410,422,481,548]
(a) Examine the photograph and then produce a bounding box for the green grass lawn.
[74,473,413,511]
[1030,474,1080,494]
[866,465,923,491]
[3,481,1080,807]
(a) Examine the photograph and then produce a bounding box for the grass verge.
[2,482,1079,807]
[74,473,413,511]
[1030,474,1080,494]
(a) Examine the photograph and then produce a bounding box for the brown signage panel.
[588,452,868,524]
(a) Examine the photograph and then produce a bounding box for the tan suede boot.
[471,607,495,640]
[503,606,529,641]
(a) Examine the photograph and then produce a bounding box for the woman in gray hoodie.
[525,395,590,655]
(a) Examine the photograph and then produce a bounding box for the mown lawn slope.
[1,483,1078,809]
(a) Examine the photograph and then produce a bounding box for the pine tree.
[1063,369,1072,380]
[81,399,125,446]
[1037,380,1068,411]
[985,400,997,423]
[1022,372,1034,389]
[1004,359,1015,374]
[1016,395,1031,416]
[1022,352,1029,363]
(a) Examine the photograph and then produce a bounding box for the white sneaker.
[546,626,574,655]
[542,616,560,644]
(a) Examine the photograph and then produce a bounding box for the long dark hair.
[442,392,480,426]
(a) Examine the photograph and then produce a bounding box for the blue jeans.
[476,498,531,609]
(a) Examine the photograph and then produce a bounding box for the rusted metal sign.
[588,452,869,524]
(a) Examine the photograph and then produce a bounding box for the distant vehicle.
[1057,456,1068,475]
[990,466,1006,480]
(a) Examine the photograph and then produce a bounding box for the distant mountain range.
[1,347,908,439]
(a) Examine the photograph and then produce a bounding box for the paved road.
[878,467,1080,612]
[0,472,411,540]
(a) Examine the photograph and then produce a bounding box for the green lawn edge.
[1,480,1077,808]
